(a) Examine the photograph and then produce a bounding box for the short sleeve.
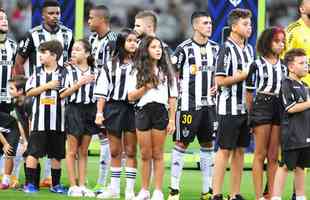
[17,32,35,59]
[281,79,296,111]
[127,70,137,93]
[216,46,231,76]
[246,61,258,90]
[94,67,110,98]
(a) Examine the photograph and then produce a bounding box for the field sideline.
[0,135,309,200]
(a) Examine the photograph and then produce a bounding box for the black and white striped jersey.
[173,38,219,110]
[89,31,118,69]
[216,39,254,115]
[94,61,133,101]
[18,24,73,77]
[65,65,98,104]
[0,38,17,104]
[25,66,67,132]
[246,57,287,94]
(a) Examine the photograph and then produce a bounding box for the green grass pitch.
[0,135,309,200]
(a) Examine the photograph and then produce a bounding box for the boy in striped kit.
[212,9,254,200]
[24,40,67,194]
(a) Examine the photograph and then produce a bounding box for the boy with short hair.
[24,40,67,193]
[272,48,310,200]
[212,8,254,200]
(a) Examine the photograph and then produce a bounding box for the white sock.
[12,143,23,177]
[200,147,213,193]
[296,196,306,200]
[271,197,281,200]
[2,174,10,185]
[44,158,51,178]
[97,138,110,185]
[125,167,136,192]
[170,146,185,190]
[110,167,121,193]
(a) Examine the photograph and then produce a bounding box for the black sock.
[51,168,61,187]
[35,163,41,189]
[26,167,37,187]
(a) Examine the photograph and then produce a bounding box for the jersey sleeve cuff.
[285,101,297,111]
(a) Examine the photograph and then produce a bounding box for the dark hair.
[256,27,285,57]
[75,39,95,68]
[191,11,211,25]
[227,8,252,28]
[91,5,110,22]
[297,0,304,7]
[42,0,60,10]
[135,10,157,31]
[134,36,174,88]
[111,28,137,72]
[8,75,27,93]
[38,40,63,61]
[0,8,5,13]
[284,48,307,66]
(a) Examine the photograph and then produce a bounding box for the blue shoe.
[50,184,68,194]
[24,183,38,193]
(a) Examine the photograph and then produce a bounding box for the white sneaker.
[125,190,135,200]
[68,186,83,197]
[80,186,96,197]
[134,189,151,200]
[151,190,164,200]
[96,186,120,199]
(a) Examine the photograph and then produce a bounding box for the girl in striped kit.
[60,39,99,197]
[94,28,138,200]
[245,27,287,200]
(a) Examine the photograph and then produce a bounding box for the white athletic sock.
[2,174,10,185]
[200,147,213,193]
[296,196,306,200]
[125,167,136,192]
[44,158,51,178]
[97,138,110,185]
[110,167,121,193]
[170,146,185,190]
[271,197,281,200]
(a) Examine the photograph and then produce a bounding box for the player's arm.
[12,32,34,76]
[0,130,12,155]
[25,75,59,97]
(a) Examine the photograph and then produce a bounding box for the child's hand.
[166,120,175,135]
[209,85,218,96]
[46,80,60,90]
[95,113,105,126]
[78,75,95,86]
[3,143,13,155]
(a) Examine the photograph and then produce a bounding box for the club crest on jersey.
[229,0,242,7]
[190,64,197,75]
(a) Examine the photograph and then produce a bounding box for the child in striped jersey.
[95,28,138,200]
[127,36,178,200]
[246,27,287,200]
[24,40,67,194]
[60,39,99,197]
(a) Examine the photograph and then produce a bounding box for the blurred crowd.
[0,0,302,48]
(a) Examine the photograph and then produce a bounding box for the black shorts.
[135,102,169,131]
[173,106,216,144]
[25,131,66,160]
[66,103,101,138]
[0,112,20,156]
[250,93,281,127]
[104,101,135,138]
[216,114,250,150]
[280,146,310,170]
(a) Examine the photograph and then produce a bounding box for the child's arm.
[60,75,95,99]
[286,100,310,113]
[215,71,248,87]
[17,121,28,148]
[167,97,177,135]
[26,80,59,97]
[95,97,106,126]
[127,85,149,101]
